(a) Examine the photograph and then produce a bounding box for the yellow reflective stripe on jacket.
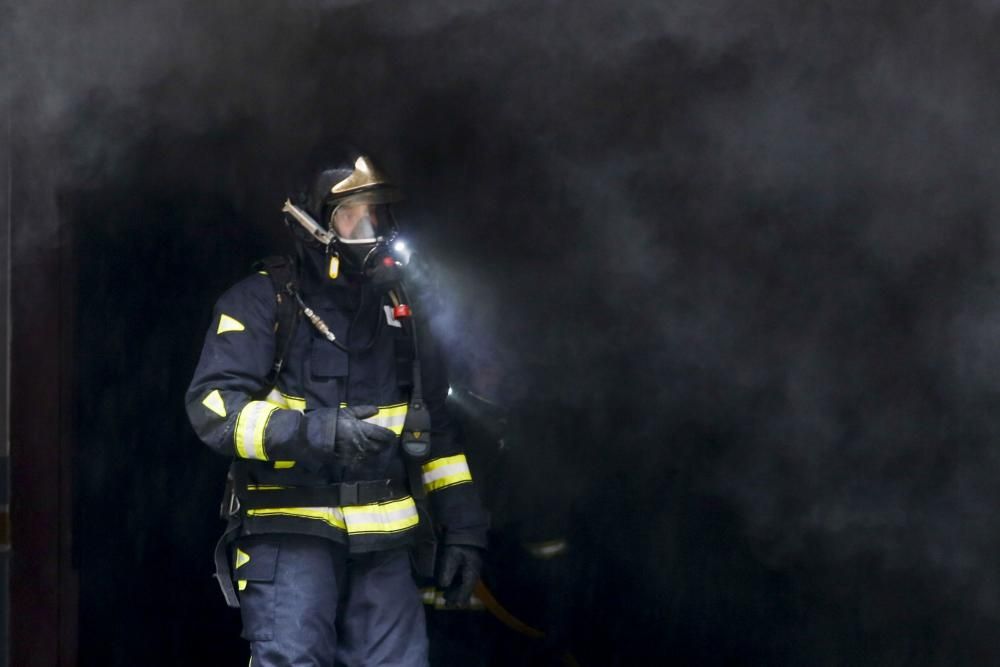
[246,496,419,535]
[421,454,473,492]
[265,388,306,412]
[367,403,407,435]
[343,497,419,534]
[234,401,279,461]
[247,506,348,529]
[339,402,408,435]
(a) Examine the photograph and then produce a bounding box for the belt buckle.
[227,491,241,517]
[339,482,359,506]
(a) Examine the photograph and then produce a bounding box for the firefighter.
[185,152,489,666]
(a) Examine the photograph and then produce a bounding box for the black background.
[8,0,1000,664]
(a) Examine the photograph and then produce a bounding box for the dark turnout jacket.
[185,261,489,554]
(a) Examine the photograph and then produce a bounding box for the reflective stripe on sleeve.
[253,390,303,467]
[421,454,473,493]
[265,388,306,412]
[234,401,279,461]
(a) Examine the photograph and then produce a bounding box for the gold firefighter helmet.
[308,154,403,222]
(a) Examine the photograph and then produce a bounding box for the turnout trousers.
[235,533,429,667]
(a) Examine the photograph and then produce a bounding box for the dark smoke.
[8,0,1000,663]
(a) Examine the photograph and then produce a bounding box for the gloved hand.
[300,405,396,463]
[333,405,397,462]
[436,545,483,607]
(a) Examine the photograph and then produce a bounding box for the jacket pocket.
[310,334,349,378]
[234,538,280,641]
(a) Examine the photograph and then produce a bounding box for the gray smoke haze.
[9,0,1000,660]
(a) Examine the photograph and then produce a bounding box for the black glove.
[333,405,397,462]
[436,545,483,607]
[299,405,396,464]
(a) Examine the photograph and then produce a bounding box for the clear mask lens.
[330,203,385,242]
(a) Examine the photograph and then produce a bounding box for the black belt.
[213,474,410,609]
[236,478,408,510]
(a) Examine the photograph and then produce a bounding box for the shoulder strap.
[253,255,300,384]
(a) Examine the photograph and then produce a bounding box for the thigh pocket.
[234,539,280,641]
